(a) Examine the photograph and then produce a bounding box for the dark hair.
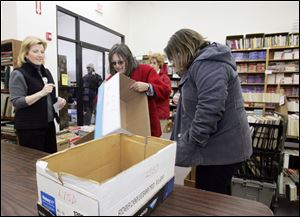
[164,29,208,76]
[108,43,138,77]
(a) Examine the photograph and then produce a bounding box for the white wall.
[1,1,299,74]
[127,1,299,56]
[1,1,17,40]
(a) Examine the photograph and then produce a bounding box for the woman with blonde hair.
[149,53,171,133]
[9,36,66,153]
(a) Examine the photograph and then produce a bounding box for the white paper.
[54,97,66,113]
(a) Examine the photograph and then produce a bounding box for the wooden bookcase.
[226,32,299,114]
[1,39,22,143]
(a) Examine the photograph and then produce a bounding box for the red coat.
[156,64,171,120]
[131,64,171,137]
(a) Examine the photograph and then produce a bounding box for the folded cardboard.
[95,73,151,139]
[36,133,176,216]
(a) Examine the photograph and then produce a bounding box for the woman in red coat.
[108,44,171,137]
[149,53,171,133]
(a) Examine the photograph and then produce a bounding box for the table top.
[1,140,273,216]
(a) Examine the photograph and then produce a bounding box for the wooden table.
[1,140,273,216]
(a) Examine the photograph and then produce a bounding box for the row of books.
[287,114,299,137]
[283,170,298,201]
[237,63,265,73]
[242,93,281,103]
[264,35,290,47]
[1,122,16,138]
[232,51,266,61]
[226,33,299,49]
[247,114,283,151]
[267,61,299,72]
[272,49,299,60]
[244,37,264,49]
[1,51,14,64]
[283,87,299,97]
[239,74,264,84]
[226,39,243,49]
[267,73,299,85]
[236,152,283,182]
[1,93,15,118]
[287,100,299,113]
[242,86,264,93]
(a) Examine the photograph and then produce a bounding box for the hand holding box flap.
[95,73,151,139]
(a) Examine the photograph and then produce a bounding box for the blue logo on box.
[41,191,56,215]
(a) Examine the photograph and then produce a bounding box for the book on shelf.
[284,176,298,201]
[287,114,299,137]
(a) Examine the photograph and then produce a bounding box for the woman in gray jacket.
[164,29,252,195]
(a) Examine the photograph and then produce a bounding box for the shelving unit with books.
[266,46,299,141]
[167,64,179,121]
[231,48,268,111]
[232,113,288,209]
[1,39,21,142]
[1,39,21,89]
[227,33,299,117]
[280,148,299,202]
[228,32,299,210]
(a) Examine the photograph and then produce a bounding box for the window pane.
[57,39,77,127]
[80,20,122,50]
[57,11,75,39]
[57,39,76,86]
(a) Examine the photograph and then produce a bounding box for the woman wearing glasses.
[108,43,171,137]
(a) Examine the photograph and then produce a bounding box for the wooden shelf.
[269,58,299,62]
[236,59,266,63]
[1,89,9,93]
[237,72,265,74]
[1,116,14,121]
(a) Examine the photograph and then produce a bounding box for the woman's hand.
[130,81,150,93]
[40,83,55,97]
[57,97,66,110]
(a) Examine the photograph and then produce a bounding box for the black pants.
[195,162,242,195]
[17,121,57,154]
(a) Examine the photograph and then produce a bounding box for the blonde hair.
[164,29,208,76]
[17,36,47,67]
[149,53,165,69]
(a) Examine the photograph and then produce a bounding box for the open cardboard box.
[95,73,151,139]
[36,133,176,216]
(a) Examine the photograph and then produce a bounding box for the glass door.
[81,46,104,126]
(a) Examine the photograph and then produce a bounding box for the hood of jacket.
[192,42,237,71]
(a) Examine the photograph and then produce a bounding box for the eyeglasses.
[112,60,124,66]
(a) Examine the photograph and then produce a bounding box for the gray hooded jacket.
[171,42,252,166]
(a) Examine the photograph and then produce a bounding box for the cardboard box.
[95,73,151,139]
[37,177,175,216]
[36,133,176,216]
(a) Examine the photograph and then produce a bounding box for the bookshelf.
[227,33,299,117]
[1,39,21,142]
[167,64,179,121]
[1,39,21,87]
